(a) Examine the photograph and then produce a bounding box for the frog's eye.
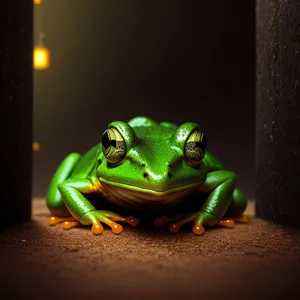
[184,129,207,167]
[101,128,126,165]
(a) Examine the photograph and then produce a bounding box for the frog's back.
[128,116,178,140]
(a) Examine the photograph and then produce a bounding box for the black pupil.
[196,135,207,151]
[102,130,116,149]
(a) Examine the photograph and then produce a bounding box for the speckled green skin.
[46,116,247,235]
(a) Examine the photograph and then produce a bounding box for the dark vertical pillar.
[256,0,300,226]
[0,1,33,225]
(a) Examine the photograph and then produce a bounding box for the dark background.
[33,1,255,198]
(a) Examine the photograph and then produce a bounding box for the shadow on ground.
[1,200,300,300]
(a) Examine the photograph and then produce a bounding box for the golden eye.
[101,128,126,165]
[184,129,207,167]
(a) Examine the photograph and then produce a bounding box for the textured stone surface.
[0,199,300,299]
[0,1,33,225]
[256,0,300,226]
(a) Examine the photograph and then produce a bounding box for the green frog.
[47,116,248,235]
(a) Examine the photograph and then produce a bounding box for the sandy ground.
[1,199,300,300]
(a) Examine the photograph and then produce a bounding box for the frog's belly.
[101,182,197,212]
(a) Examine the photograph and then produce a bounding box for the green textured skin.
[46,116,247,232]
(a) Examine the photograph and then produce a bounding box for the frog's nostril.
[143,172,149,178]
[167,163,172,168]
[141,162,146,167]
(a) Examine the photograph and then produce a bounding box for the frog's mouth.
[99,177,202,205]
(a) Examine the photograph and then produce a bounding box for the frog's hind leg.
[217,188,249,228]
[46,153,81,224]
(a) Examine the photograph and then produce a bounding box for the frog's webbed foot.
[155,213,249,235]
[217,215,249,228]
[49,211,139,235]
[49,216,81,230]
[154,214,188,227]
[156,211,233,235]
[154,212,208,235]
[80,210,139,235]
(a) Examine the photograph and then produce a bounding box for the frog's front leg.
[158,170,247,235]
[52,179,139,235]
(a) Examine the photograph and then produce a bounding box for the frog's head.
[96,120,208,204]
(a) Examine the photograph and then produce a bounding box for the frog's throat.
[99,177,202,196]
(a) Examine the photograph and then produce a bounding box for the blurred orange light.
[34,0,42,4]
[32,142,41,152]
[33,47,50,70]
